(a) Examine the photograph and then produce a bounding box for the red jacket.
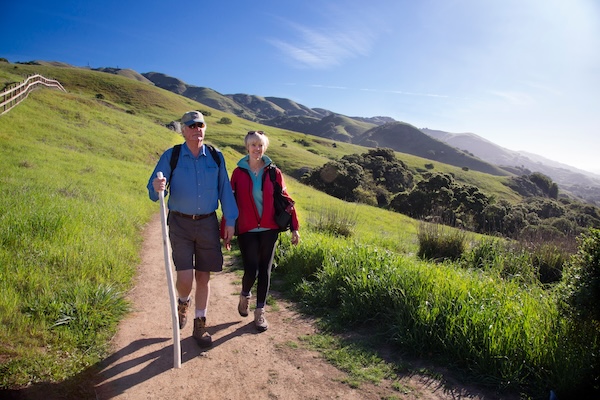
[227,165,299,235]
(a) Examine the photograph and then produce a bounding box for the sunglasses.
[247,130,264,135]
[188,122,206,129]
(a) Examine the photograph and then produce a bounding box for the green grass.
[1,62,597,398]
[300,333,397,388]
[0,63,419,390]
[274,232,599,397]
[0,91,161,388]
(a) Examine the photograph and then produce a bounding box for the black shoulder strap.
[267,164,283,194]
[205,144,221,167]
[259,164,277,191]
[167,144,182,189]
[268,164,277,184]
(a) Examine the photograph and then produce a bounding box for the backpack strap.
[261,164,278,190]
[167,144,182,189]
[205,144,222,167]
[268,164,277,184]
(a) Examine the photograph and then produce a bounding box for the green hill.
[141,69,514,177]
[0,60,427,390]
[3,61,598,398]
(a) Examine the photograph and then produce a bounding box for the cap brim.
[183,119,204,126]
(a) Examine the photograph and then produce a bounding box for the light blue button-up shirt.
[147,143,238,227]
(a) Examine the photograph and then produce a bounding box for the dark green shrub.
[294,138,311,147]
[558,228,600,324]
[530,243,566,284]
[218,117,232,124]
[555,229,600,397]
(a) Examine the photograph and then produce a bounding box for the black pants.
[237,229,279,307]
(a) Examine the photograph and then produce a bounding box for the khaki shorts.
[167,212,223,272]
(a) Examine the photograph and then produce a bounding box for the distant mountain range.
[34,62,599,205]
[421,129,600,204]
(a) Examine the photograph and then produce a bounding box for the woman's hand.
[291,230,300,245]
[223,226,235,250]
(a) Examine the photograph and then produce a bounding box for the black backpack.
[267,165,293,231]
[167,143,221,188]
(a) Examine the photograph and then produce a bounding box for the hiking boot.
[254,308,268,332]
[238,294,250,317]
[177,298,191,329]
[193,317,212,348]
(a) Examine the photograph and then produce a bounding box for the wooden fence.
[0,74,66,116]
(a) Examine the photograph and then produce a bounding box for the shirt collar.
[238,154,272,170]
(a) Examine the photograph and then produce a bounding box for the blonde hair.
[244,131,269,151]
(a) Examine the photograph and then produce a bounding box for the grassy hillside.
[5,61,595,398]
[2,62,523,204]
[141,67,512,179]
[0,61,428,387]
[356,121,512,176]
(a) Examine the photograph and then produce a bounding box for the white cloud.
[310,84,347,90]
[489,90,535,106]
[268,20,375,69]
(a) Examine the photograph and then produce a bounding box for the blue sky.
[2,0,599,173]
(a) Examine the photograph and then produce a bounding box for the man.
[147,111,238,348]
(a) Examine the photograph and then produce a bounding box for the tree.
[303,148,414,204]
[558,228,600,324]
[302,160,365,202]
[530,172,558,199]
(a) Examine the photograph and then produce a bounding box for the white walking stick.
[156,172,181,369]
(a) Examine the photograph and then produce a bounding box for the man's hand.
[153,176,166,193]
[223,225,235,250]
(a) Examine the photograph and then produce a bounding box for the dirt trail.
[92,214,504,400]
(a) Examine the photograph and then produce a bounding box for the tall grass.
[460,236,574,286]
[307,205,358,237]
[275,232,599,397]
[417,222,467,261]
[0,90,164,387]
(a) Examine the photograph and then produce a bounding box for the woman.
[227,130,300,332]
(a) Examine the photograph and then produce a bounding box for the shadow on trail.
[94,336,173,398]
[0,320,255,400]
[95,320,247,398]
